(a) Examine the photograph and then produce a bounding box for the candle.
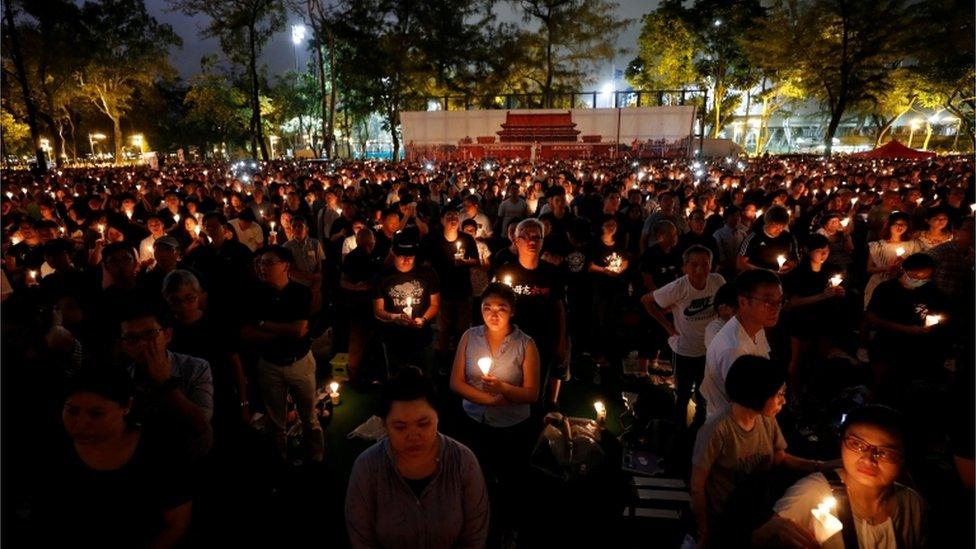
[97,224,105,237]
[194,225,201,236]
[970,203,976,213]
[607,253,622,273]
[337,208,343,215]
[27,270,37,285]
[915,197,923,206]
[755,208,763,217]
[173,214,180,223]
[924,314,942,327]
[851,197,859,205]
[776,255,787,269]
[895,246,906,257]
[125,210,133,220]
[223,198,228,205]
[829,274,843,287]
[593,401,607,423]
[810,496,843,543]
[329,381,340,405]
[477,357,492,376]
[503,275,513,286]
[455,241,463,259]
[270,221,276,231]
[840,217,850,228]
[4,192,11,199]
[403,296,413,318]
[10,234,22,245]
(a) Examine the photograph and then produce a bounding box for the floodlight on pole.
[601,82,615,108]
[713,19,722,27]
[291,24,306,45]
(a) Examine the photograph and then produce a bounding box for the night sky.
[144,0,652,86]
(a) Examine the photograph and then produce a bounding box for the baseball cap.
[392,231,419,256]
[154,236,180,250]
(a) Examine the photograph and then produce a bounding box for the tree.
[514,0,628,108]
[625,12,698,92]
[171,0,287,161]
[184,58,251,157]
[76,0,180,161]
[1,104,32,162]
[755,0,912,155]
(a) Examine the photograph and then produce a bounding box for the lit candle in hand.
[477,357,492,376]
[173,214,180,223]
[895,246,906,257]
[924,314,942,327]
[594,401,607,424]
[455,241,463,259]
[329,381,341,405]
[829,274,843,287]
[97,224,106,238]
[503,275,513,287]
[403,297,413,318]
[27,270,38,285]
[776,255,787,269]
[810,496,843,543]
[840,217,850,228]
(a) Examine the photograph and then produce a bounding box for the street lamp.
[89,133,106,158]
[908,118,922,148]
[291,24,307,150]
[130,133,145,154]
[269,135,279,160]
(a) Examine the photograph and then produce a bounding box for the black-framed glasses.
[120,328,164,344]
[747,294,786,309]
[843,436,903,464]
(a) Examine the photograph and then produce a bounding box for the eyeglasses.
[843,436,903,464]
[747,294,786,309]
[120,328,164,344]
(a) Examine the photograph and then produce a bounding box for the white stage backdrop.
[401,106,696,146]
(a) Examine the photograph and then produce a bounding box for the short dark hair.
[461,218,478,230]
[842,404,908,450]
[765,205,790,225]
[480,282,517,310]
[102,242,136,262]
[65,366,135,407]
[255,245,294,264]
[379,367,438,418]
[203,211,227,225]
[901,252,935,272]
[725,354,787,412]
[805,233,830,251]
[734,268,781,298]
[682,244,713,264]
[713,282,738,311]
[120,305,172,329]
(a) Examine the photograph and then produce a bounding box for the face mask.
[902,274,928,289]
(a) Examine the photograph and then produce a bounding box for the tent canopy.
[852,140,936,159]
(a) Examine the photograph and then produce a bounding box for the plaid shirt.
[927,241,974,300]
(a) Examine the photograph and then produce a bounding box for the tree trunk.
[112,114,123,163]
[326,29,338,158]
[4,1,47,172]
[712,80,723,139]
[388,102,400,161]
[544,21,554,109]
[824,96,847,156]
[248,21,269,161]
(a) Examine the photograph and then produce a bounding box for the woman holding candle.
[782,234,848,394]
[691,354,835,548]
[913,206,952,251]
[814,213,854,276]
[865,253,949,401]
[588,213,630,373]
[450,282,540,543]
[754,405,927,549]
[863,211,921,309]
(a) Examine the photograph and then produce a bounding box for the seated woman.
[450,282,540,538]
[30,366,193,548]
[754,405,927,548]
[345,368,489,549]
[691,355,836,548]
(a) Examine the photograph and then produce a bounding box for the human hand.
[752,515,819,549]
[481,374,504,394]
[143,338,173,386]
[394,313,414,327]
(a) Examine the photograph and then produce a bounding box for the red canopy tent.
[851,140,936,159]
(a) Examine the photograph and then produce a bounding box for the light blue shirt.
[461,325,533,427]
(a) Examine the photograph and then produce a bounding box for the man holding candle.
[241,245,324,463]
[865,253,949,402]
[493,218,566,407]
[421,208,478,369]
[373,232,441,374]
[737,205,800,274]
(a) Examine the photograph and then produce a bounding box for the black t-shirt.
[588,239,630,292]
[868,278,948,351]
[341,246,381,287]
[374,265,440,319]
[249,281,312,363]
[639,244,683,290]
[33,430,191,548]
[783,262,844,332]
[170,313,237,393]
[539,211,575,257]
[738,229,799,271]
[493,260,564,358]
[372,230,395,264]
[420,232,478,299]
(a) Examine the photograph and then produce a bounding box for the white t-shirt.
[652,273,725,357]
[229,219,265,252]
[700,315,770,419]
[460,211,493,239]
[138,234,158,263]
[704,318,727,350]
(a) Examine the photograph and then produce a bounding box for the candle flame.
[477,357,492,376]
[830,274,843,287]
[329,381,340,393]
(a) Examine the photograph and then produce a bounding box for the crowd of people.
[2,153,973,547]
